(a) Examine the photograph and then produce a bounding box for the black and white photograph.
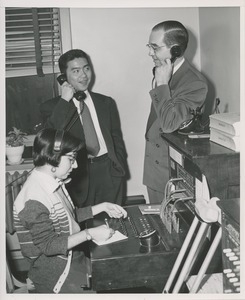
[1,0,244,299]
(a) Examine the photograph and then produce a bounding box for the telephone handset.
[170,45,182,63]
[57,74,86,101]
[152,45,182,76]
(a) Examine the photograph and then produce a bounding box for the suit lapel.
[89,91,108,132]
[170,60,189,89]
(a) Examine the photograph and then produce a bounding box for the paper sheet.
[93,230,128,246]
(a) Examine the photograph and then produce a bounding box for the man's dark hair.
[58,49,90,74]
[153,20,189,54]
[33,128,84,167]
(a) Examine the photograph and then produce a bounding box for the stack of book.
[209,112,240,152]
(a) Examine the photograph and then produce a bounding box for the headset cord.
[63,108,79,132]
[5,167,34,188]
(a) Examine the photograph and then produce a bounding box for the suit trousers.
[147,186,165,204]
[86,155,124,206]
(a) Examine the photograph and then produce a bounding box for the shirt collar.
[173,57,185,74]
[32,169,61,193]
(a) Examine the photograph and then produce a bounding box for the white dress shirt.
[173,57,185,74]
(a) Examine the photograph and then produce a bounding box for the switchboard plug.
[172,212,180,233]
[169,188,186,198]
[160,204,174,234]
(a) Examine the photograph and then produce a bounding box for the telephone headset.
[57,74,86,101]
[53,129,65,153]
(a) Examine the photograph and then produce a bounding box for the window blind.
[6,7,62,77]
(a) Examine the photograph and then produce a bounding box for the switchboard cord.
[160,178,184,220]
[160,190,188,219]
[170,196,194,215]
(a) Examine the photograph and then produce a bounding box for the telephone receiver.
[152,45,182,76]
[170,45,182,63]
[57,74,86,101]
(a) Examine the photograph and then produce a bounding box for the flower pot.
[6,145,24,165]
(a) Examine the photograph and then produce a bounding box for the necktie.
[80,101,100,156]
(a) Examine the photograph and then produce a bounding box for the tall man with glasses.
[143,20,208,204]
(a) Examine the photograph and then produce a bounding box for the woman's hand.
[89,225,114,242]
[92,202,127,218]
[103,202,127,218]
[68,224,114,249]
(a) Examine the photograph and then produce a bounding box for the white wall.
[199,7,240,114]
[65,7,201,201]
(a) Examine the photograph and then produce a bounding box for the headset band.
[54,130,64,152]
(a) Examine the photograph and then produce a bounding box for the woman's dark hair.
[33,128,84,167]
[153,20,189,54]
[58,49,90,74]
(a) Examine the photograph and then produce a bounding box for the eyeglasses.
[64,154,77,165]
[146,43,167,52]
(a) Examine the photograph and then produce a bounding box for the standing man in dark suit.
[143,20,208,204]
[42,49,128,208]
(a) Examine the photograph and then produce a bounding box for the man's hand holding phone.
[60,82,75,102]
[154,58,173,86]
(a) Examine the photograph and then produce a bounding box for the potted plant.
[6,127,27,165]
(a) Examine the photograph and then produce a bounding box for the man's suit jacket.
[143,59,208,192]
[41,91,127,206]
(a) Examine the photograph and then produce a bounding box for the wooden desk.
[87,205,190,292]
[161,133,240,292]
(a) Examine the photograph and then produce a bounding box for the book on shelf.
[210,127,240,152]
[209,112,240,137]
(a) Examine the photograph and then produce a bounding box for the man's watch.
[85,229,92,241]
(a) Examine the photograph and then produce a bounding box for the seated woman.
[13,128,127,293]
